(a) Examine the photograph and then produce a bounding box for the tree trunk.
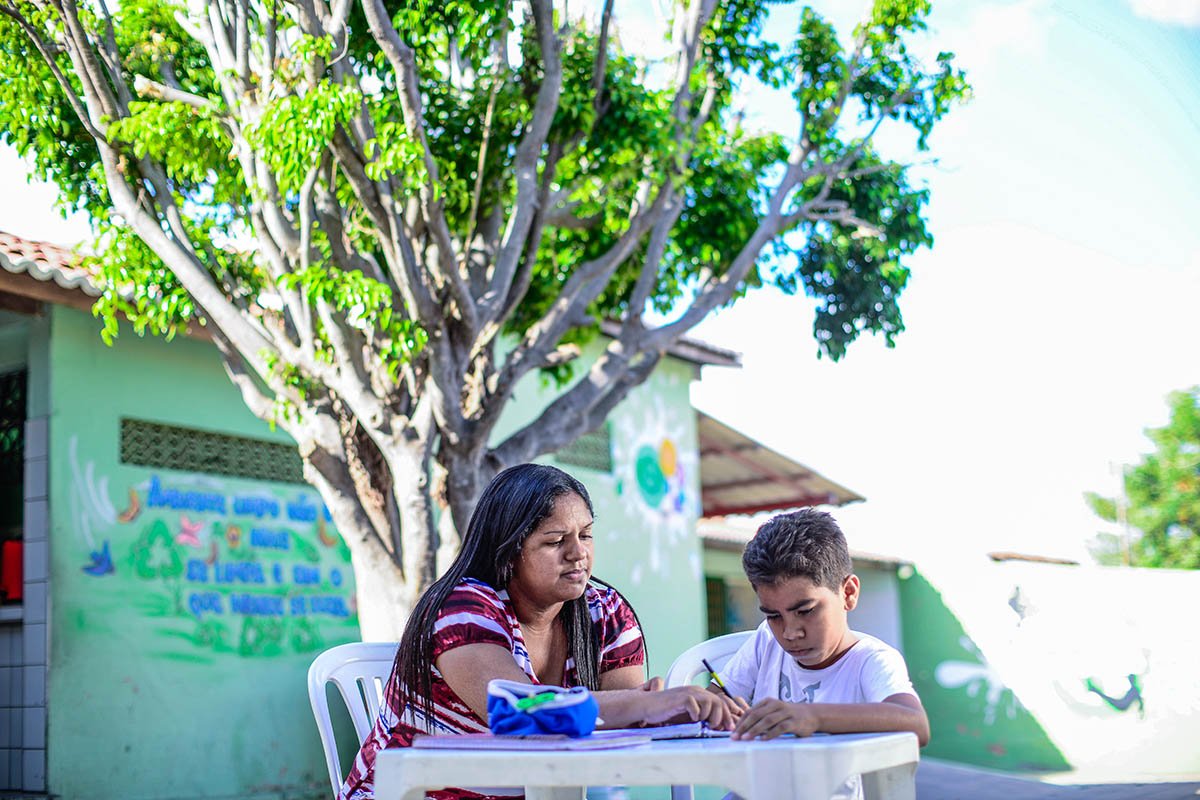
[302,424,442,642]
[443,451,493,538]
[347,535,412,641]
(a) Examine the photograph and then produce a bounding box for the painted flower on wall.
[612,395,699,584]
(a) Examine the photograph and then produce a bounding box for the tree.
[0,0,967,637]
[1085,387,1200,569]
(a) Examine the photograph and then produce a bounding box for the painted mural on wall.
[899,570,1069,772]
[902,562,1200,777]
[933,635,1022,727]
[610,390,701,584]
[69,437,356,659]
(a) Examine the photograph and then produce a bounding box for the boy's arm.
[732,693,930,745]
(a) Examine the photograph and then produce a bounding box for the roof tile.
[0,230,101,296]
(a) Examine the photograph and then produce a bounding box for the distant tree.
[0,0,967,636]
[1085,387,1200,569]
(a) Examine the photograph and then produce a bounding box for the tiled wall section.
[0,414,50,793]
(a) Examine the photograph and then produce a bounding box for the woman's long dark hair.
[394,463,638,731]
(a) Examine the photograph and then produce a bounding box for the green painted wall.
[527,347,707,680]
[701,545,742,580]
[0,311,30,372]
[46,306,357,800]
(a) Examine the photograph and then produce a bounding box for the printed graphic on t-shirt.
[779,672,821,703]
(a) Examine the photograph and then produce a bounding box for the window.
[0,369,26,604]
[705,576,729,637]
[119,418,305,484]
[554,423,613,473]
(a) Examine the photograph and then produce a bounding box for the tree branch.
[592,0,614,114]
[0,3,105,142]
[480,185,674,437]
[492,344,661,465]
[132,75,218,112]
[478,0,564,330]
[359,0,477,335]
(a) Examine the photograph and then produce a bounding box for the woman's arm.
[435,642,539,717]
[436,647,743,731]
[594,684,743,730]
[595,665,743,729]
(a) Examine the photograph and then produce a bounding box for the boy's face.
[754,574,860,670]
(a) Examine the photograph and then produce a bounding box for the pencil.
[701,657,734,700]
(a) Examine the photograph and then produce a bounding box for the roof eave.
[598,320,741,368]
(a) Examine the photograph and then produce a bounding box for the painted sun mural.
[612,395,700,584]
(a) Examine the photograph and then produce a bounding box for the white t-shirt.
[718,624,917,800]
[720,624,915,706]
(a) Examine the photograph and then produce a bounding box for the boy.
[716,508,929,752]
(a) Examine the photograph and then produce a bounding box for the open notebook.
[411,722,732,751]
[610,722,733,740]
[412,731,653,750]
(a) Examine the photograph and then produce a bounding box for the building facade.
[0,230,739,798]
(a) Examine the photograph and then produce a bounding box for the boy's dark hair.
[742,508,852,590]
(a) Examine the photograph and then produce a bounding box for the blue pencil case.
[486,679,599,737]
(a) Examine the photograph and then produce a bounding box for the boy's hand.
[731,699,819,740]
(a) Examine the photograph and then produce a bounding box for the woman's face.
[507,492,594,608]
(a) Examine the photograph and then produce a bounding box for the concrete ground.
[916,758,1200,800]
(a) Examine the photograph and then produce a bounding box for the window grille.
[554,423,613,473]
[119,418,305,484]
[705,577,730,637]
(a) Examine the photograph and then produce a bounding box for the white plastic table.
[375,732,919,800]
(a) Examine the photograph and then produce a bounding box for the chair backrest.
[664,631,754,689]
[307,641,399,797]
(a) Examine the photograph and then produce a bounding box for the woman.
[339,463,741,800]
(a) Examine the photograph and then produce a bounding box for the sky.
[2,0,1198,566]
[688,0,1200,565]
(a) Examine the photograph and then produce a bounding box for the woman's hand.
[642,685,745,731]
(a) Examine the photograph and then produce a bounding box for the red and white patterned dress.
[338,578,645,800]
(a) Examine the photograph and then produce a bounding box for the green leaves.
[784,1,970,151]
[1087,388,1200,569]
[791,8,847,146]
[108,101,231,185]
[88,221,196,344]
[248,81,361,195]
[277,265,427,378]
[0,7,106,217]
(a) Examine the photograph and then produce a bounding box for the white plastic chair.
[664,630,754,689]
[664,631,754,800]
[307,641,399,798]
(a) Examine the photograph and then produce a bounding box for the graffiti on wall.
[1004,588,1155,724]
[1085,675,1144,716]
[68,438,355,658]
[934,636,1022,726]
[611,396,699,583]
[906,562,1200,775]
[69,437,118,575]
[900,570,1072,771]
[932,581,1155,727]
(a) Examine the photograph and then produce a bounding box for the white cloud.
[1127,0,1200,27]
[950,0,1053,74]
